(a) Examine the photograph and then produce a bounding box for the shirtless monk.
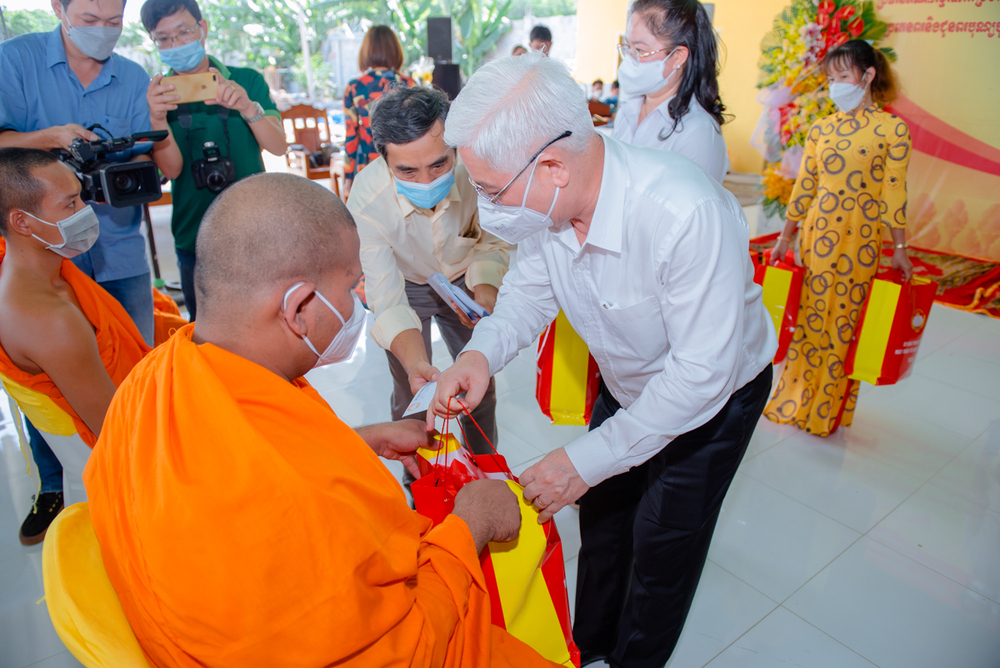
[0,147,149,543]
[84,172,560,667]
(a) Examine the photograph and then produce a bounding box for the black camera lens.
[206,171,228,192]
[112,171,139,194]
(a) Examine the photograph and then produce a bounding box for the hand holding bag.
[411,407,580,667]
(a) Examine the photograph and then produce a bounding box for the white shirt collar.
[551,134,626,255]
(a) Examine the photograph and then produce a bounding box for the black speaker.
[432,63,462,100]
[427,16,453,63]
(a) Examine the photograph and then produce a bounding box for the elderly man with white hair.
[428,52,777,667]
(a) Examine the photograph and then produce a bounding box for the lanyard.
[176,103,232,159]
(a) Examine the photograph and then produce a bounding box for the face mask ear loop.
[529,154,560,219]
[282,282,307,313]
[545,183,560,219]
[662,46,679,77]
[283,282,320,358]
[521,156,542,209]
[22,209,67,249]
[312,290,347,327]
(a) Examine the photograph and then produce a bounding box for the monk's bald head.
[194,173,357,322]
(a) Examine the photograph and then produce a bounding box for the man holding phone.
[141,0,286,320]
[347,87,507,458]
[0,0,176,544]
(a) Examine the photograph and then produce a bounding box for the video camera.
[53,128,168,208]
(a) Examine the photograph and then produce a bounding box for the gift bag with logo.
[411,412,580,667]
[845,270,938,386]
[535,311,600,425]
[752,249,804,364]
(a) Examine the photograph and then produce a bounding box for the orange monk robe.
[151,287,188,347]
[0,238,151,446]
[84,325,560,668]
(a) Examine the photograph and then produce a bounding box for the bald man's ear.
[281,282,316,338]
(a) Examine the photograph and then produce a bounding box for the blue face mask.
[159,38,206,73]
[395,169,456,210]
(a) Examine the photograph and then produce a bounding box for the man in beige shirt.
[347,87,508,454]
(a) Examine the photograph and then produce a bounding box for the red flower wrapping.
[818,0,836,15]
[847,16,865,37]
[829,31,850,49]
[833,5,855,21]
[778,103,795,145]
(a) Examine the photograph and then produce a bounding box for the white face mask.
[829,78,869,113]
[284,283,366,368]
[21,206,100,259]
[617,47,679,97]
[476,157,560,244]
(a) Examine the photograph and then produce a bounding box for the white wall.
[487,14,579,76]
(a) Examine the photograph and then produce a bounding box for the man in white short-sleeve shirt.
[428,52,777,667]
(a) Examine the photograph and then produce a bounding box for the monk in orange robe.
[0,147,150,542]
[84,172,561,668]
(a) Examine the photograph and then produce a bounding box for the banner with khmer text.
[877,0,1000,261]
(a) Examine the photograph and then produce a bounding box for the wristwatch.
[243,101,266,124]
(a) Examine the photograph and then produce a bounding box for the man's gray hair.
[444,52,596,174]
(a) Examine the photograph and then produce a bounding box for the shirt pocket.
[600,295,665,360]
[443,225,482,265]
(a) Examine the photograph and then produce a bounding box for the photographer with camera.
[141,0,286,320]
[0,0,178,544]
[0,0,178,341]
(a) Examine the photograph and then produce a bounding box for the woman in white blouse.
[613,0,729,183]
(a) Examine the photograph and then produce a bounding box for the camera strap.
[177,104,233,159]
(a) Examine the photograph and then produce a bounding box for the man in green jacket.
[142,0,287,319]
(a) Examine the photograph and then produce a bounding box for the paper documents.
[403,381,437,417]
[428,272,490,322]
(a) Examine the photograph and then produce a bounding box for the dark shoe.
[18,492,64,546]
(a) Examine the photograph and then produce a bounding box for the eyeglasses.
[152,25,201,49]
[469,130,572,204]
[616,43,672,62]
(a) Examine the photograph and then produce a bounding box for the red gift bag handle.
[438,397,513,482]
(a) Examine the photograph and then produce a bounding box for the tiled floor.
[2,298,999,666]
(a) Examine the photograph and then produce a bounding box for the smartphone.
[162,72,219,104]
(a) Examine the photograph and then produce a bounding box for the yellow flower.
[762,163,795,205]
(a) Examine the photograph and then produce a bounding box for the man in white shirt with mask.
[428,52,777,667]
[347,86,508,456]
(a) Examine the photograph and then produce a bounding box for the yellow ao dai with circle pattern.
[765,107,911,436]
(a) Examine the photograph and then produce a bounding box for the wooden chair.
[282,104,333,183]
[588,100,612,127]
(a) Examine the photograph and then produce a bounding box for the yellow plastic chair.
[42,503,151,668]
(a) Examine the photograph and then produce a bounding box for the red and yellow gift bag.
[845,270,938,385]
[536,311,601,425]
[752,249,804,364]
[411,435,580,667]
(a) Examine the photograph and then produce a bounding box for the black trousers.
[573,365,773,668]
